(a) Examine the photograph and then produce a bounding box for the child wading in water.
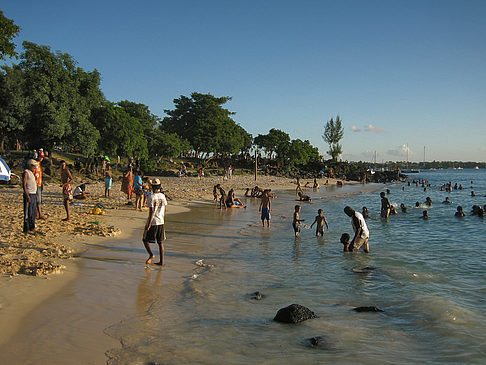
[310,209,329,236]
[341,233,351,252]
[259,189,272,227]
[292,205,305,237]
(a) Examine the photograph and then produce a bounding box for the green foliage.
[254,128,290,159]
[148,127,191,158]
[162,92,251,154]
[117,100,159,136]
[91,103,148,159]
[3,41,104,152]
[0,11,20,60]
[287,139,319,165]
[323,115,344,161]
[0,65,28,146]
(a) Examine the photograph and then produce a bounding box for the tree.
[162,92,251,155]
[322,115,344,161]
[254,128,290,159]
[286,139,319,165]
[117,100,159,137]
[0,65,28,150]
[148,127,191,158]
[91,102,148,160]
[15,41,103,152]
[0,11,21,60]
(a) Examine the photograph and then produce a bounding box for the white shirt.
[147,192,168,226]
[352,211,370,239]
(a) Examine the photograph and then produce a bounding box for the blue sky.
[2,0,486,162]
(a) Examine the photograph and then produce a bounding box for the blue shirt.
[134,175,143,189]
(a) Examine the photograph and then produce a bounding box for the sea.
[6,169,486,364]
[103,169,486,364]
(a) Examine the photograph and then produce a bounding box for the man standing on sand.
[344,206,370,253]
[60,160,73,221]
[23,159,38,233]
[259,189,272,227]
[143,178,168,265]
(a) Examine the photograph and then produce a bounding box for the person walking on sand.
[143,179,168,265]
[344,206,370,252]
[23,159,38,233]
[60,160,73,221]
[259,189,272,227]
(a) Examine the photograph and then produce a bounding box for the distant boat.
[457,167,463,170]
[475,166,480,170]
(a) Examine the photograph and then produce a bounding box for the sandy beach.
[0,172,345,352]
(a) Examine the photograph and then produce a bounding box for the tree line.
[0,11,344,168]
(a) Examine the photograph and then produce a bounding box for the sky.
[2,0,486,162]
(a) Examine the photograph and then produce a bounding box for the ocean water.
[101,169,486,364]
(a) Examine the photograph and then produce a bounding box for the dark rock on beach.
[273,304,318,323]
[303,335,336,350]
[353,306,384,313]
[250,291,264,300]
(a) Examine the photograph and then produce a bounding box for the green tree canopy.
[161,92,251,155]
[117,100,159,136]
[322,115,344,161]
[91,102,148,159]
[7,41,105,154]
[148,127,191,158]
[0,11,21,60]
[254,128,290,159]
[0,65,28,149]
[286,139,319,165]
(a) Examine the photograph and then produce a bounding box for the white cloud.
[364,124,383,133]
[350,126,361,132]
[388,144,411,157]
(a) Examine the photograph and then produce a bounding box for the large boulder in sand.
[273,304,317,323]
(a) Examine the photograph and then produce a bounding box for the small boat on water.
[401,169,420,174]
[475,166,480,170]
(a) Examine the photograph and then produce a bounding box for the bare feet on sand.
[154,261,163,266]
[146,255,154,264]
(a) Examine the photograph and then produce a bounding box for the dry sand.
[0,172,344,347]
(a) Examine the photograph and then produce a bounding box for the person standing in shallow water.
[344,206,370,253]
[380,192,391,218]
[143,179,168,265]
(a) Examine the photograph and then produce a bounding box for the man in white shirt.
[344,206,370,253]
[143,178,168,265]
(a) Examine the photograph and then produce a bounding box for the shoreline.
[0,174,367,359]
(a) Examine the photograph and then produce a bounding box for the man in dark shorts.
[143,178,168,265]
